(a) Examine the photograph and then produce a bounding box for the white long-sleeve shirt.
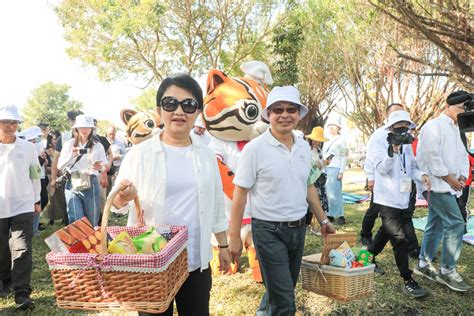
[364,126,387,181]
[370,129,425,209]
[322,134,348,172]
[0,137,41,218]
[416,113,469,196]
[112,131,227,272]
[58,139,107,177]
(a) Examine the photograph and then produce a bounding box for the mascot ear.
[121,109,137,125]
[207,69,229,95]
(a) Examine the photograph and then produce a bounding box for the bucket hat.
[262,86,308,121]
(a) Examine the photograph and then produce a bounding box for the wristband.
[218,245,229,249]
[320,218,330,225]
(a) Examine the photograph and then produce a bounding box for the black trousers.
[368,204,411,279]
[457,185,470,234]
[138,267,212,316]
[361,184,419,253]
[40,178,49,209]
[0,212,34,297]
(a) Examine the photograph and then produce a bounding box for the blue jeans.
[252,218,306,316]
[64,175,101,226]
[419,191,464,270]
[325,167,344,218]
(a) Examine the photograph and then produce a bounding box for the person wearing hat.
[323,115,348,225]
[229,86,335,315]
[366,110,430,298]
[57,114,107,226]
[0,105,41,310]
[190,115,212,145]
[305,127,330,232]
[415,91,472,292]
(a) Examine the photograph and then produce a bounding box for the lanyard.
[398,146,406,174]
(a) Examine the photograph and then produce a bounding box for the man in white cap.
[229,86,335,315]
[0,105,41,310]
[190,115,211,145]
[367,110,430,298]
[414,91,472,292]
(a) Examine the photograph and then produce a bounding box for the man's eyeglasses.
[0,120,19,125]
[160,96,200,114]
[269,107,299,115]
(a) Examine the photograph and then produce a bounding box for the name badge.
[400,177,412,193]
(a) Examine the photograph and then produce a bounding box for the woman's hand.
[92,161,102,171]
[337,173,343,181]
[113,179,138,208]
[218,248,232,272]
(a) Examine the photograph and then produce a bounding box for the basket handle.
[99,184,143,255]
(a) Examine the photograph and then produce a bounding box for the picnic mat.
[342,192,370,204]
[413,216,474,245]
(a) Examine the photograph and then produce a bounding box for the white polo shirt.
[0,138,41,218]
[233,129,312,222]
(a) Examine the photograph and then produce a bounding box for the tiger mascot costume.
[120,109,161,145]
[205,61,273,282]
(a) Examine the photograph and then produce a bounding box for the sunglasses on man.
[269,106,299,115]
[160,96,201,114]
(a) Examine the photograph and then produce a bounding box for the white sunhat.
[19,126,42,141]
[262,86,309,121]
[0,104,22,122]
[73,114,95,128]
[194,115,206,128]
[384,110,416,130]
[240,61,274,86]
[325,116,342,129]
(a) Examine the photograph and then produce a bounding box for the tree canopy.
[22,82,83,132]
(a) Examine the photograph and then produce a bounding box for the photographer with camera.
[367,110,431,299]
[57,115,107,226]
[414,91,472,292]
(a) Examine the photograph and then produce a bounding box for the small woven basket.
[46,186,189,313]
[301,233,374,302]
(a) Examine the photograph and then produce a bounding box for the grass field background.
[1,168,473,315]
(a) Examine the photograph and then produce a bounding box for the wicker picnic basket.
[301,233,374,302]
[45,186,189,313]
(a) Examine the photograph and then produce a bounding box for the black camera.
[79,148,88,154]
[456,93,474,133]
[387,132,414,146]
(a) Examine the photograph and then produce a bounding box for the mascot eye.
[144,119,155,129]
[244,103,259,120]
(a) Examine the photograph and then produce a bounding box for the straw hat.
[305,126,328,142]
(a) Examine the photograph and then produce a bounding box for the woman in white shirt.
[323,117,348,225]
[58,115,107,227]
[112,74,230,316]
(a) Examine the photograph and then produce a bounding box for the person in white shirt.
[228,86,335,315]
[414,91,472,292]
[0,105,41,310]
[323,116,348,225]
[367,110,430,298]
[106,126,126,194]
[190,115,212,145]
[58,115,107,227]
[111,74,230,316]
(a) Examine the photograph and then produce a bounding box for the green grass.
[1,168,473,315]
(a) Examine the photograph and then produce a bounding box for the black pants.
[0,212,33,297]
[40,178,49,209]
[138,267,212,316]
[457,185,470,234]
[368,204,411,279]
[361,184,419,253]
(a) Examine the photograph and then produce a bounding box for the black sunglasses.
[160,96,200,114]
[270,107,299,115]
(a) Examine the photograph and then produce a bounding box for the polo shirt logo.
[16,153,24,159]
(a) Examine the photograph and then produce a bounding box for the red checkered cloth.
[46,225,187,273]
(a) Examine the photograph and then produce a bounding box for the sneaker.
[360,236,372,247]
[373,263,385,275]
[0,280,12,298]
[402,278,429,299]
[414,264,438,282]
[327,216,334,223]
[337,217,346,225]
[15,294,34,310]
[436,271,472,292]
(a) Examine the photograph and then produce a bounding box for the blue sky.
[0,0,145,126]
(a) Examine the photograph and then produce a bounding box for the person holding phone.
[58,115,107,226]
[323,116,348,225]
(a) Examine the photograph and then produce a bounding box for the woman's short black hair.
[156,74,203,110]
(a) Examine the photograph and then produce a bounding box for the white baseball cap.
[19,126,42,141]
[384,110,416,130]
[262,86,309,121]
[0,105,22,122]
[73,115,95,128]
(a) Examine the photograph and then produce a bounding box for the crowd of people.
[0,84,472,314]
